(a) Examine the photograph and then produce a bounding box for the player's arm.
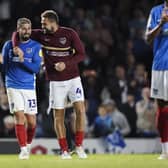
[145,8,168,44]
[13,47,24,62]
[12,29,42,47]
[66,29,85,66]
[55,30,85,71]
[21,46,42,74]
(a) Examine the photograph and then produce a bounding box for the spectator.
[129,63,149,101]
[2,115,15,137]
[106,65,128,108]
[83,70,103,126]
[103,99,130,136]
[93,104,113,137]
[0,94,10,136]
[120,91,137,137]
[136,87,158,137]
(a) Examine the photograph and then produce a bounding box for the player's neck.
[19,39,30,43]
[53,25,59,33]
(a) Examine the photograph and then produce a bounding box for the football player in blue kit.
[2,18,42,159]
[146,0,168,160]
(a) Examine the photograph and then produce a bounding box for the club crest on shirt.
[26,48,33,54]
[59,37,67,45]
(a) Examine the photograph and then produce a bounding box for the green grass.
[0,154,168,168]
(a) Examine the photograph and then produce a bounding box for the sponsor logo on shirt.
[46,50,70,57]
[59,37,67,45]
[24,58,32,62]
[9,49,21,62]
[12,56,20,62]
[44,38,50,42]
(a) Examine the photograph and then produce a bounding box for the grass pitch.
[0,154,168,168]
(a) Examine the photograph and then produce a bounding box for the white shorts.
[151,70,168,101]
[7,88,37,115]
[49,77,85,109]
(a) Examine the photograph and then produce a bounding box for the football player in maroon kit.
[12,10,87,159]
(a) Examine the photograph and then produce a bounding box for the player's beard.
[43,27,55,34]
[20,34,30,41]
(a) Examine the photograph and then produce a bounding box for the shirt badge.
[59,37,67,45]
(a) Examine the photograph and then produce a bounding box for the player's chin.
[22,35,30,41]
[43,28,52,34]
[42,28,47,34]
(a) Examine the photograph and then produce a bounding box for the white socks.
[161,142,168,154]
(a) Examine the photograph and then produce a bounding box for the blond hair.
[17,17,31,29]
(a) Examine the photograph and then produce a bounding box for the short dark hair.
[17,17,31,28]
[41,10,59,24]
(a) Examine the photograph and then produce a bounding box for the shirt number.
[28,99,36,108]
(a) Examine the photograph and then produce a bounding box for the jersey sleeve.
[12,29,42,47]
[65,29,85,66]
[31,29,43,42]
[146,8,157,30]
[12,31,19,47]
[22,44,42,74]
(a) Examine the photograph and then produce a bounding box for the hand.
[13,47,24,62]
[0,54,2,64]
[160,8,168,25]
[54,62,66,71]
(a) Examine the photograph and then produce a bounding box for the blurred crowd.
[0,0,162,138]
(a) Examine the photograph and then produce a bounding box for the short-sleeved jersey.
[147,3,168,70]
[2,40,42,89]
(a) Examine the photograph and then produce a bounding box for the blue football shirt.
[2,39,42,89]
[147,3,168,70]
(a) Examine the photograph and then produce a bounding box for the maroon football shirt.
[12,27,85,81]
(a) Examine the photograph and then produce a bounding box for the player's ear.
[16,26,20,32]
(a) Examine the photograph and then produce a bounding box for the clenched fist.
[160,7,168,25]
[13,47,24,62]
[54,62,66,71]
